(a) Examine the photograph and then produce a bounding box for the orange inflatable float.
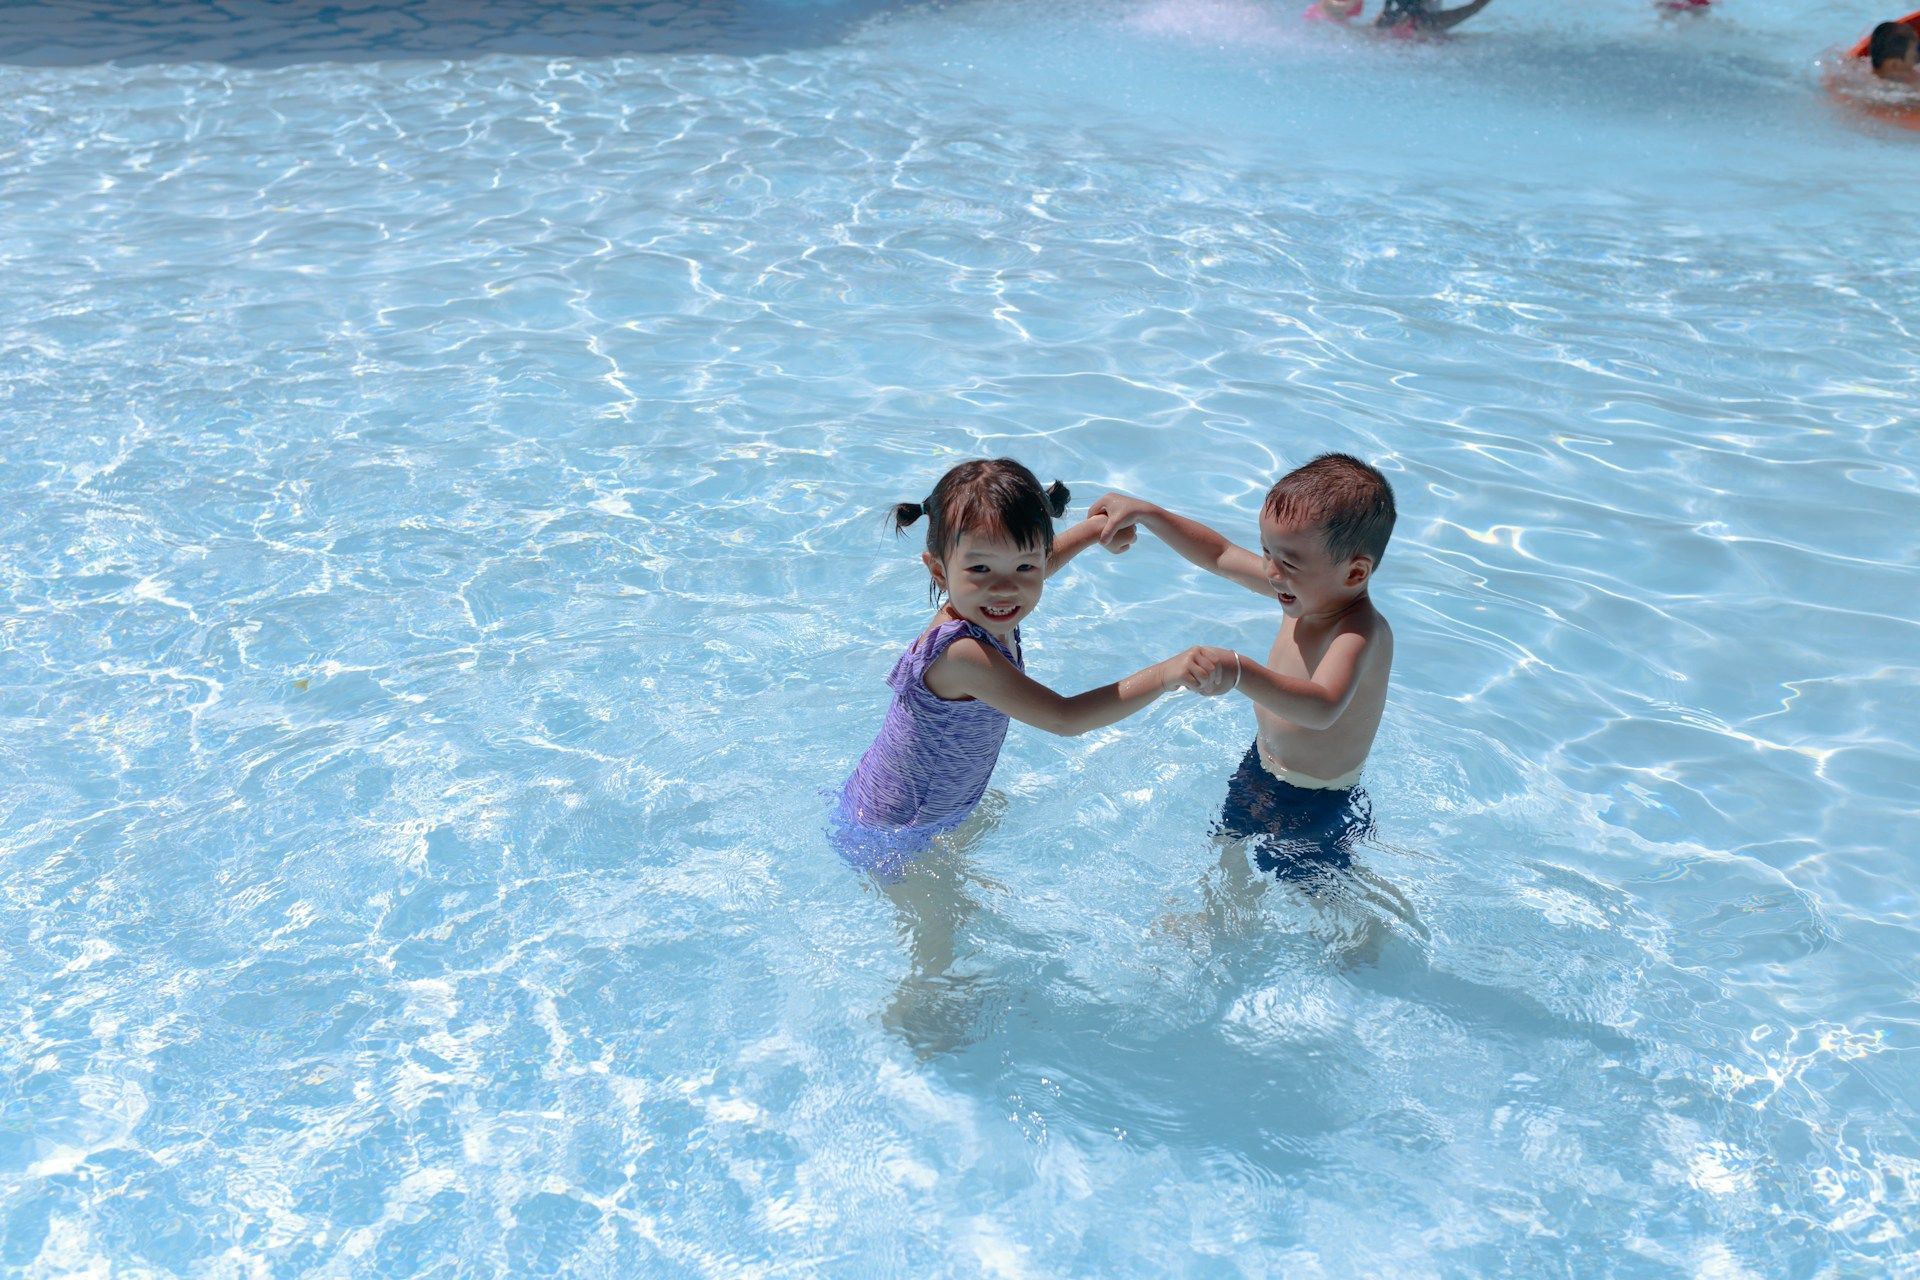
[1828,10,1920,130]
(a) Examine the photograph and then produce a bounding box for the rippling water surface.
[4,1,1917,1274]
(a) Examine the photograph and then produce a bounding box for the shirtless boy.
[1372,0,1496,34]
[1091,454,1396,879]
[1870,21,1920,86]
[1303,0,1496,33]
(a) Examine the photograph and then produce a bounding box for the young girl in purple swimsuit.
[837,459,1229,871]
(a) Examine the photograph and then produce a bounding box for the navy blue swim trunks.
[1216,741,1373,883]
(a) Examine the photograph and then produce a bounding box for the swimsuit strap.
[913,613,1020,667]
[892,617,1022,700]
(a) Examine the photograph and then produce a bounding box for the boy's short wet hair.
[1871,21,1917,69]
[1263,453,1397,565]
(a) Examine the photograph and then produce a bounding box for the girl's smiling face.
[925,531,1046,639]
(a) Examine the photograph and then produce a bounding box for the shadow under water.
[0,0,941,67]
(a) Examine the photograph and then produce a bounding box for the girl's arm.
[1087,493,1273,598]
[926,639,1215,736]
[1043,517,1104,580]
[1190,637,1370,732]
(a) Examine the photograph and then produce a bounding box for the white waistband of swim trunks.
[1256,740,1363,791]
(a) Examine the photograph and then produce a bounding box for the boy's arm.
[927,639,1218,736]
[1190,635,1369,732]
[1088,493,1273,598]
[1043,517,1103,580]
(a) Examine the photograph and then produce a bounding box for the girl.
[838,459,1224,864]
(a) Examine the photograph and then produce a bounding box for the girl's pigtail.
[1044,480,1071,519]
[890,500,926,534]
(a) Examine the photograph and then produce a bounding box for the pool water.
[3,1,1917,1274]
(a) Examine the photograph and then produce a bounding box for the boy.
[1871,21,1920,86]
[1373,0,1496,34]
[1091,453,1396,879]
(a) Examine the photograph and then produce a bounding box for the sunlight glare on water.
[2,0,1916,1275]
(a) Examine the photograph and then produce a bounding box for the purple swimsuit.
[838,617,1023,854]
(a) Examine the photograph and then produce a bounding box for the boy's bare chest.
[1265,620,1334,677]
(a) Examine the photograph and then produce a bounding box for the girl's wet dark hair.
[891,459,1070,571]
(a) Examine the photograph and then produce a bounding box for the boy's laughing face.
[1258,512,1370,619]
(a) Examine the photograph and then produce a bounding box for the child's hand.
[1182,646,1242,697]
[1160,647,1207,693]
[1089,492,1154,553]
[1165,645,1239,696]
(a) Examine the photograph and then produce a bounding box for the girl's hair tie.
[1044,480,1070,519]
[891,499,928,531]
